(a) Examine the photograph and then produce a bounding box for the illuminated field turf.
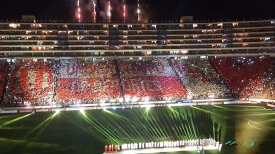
[0,105,275,154]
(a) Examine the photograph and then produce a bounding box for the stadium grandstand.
[0,18,275,107]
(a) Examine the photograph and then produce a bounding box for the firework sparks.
[108,1,111,22]
[94,3,96,22]
[77,0,81,22]
[123,3,126,22]
[137,0,140,22]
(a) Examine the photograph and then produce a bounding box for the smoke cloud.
[99,0,110,22]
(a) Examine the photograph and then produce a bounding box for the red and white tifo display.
[3,56,275,106]
[103,138,222,154]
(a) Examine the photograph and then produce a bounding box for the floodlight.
[100,99,106,104]
[119,98,123,103]
[132,96,138,102]
[125,96,130,102]
[144,97,149,102]
[79,108,85,114]
[56,109,60,114]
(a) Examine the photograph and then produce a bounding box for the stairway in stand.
[114,59,125,100]
[167,58,185,87]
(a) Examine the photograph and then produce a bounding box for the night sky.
[0,0,274,22]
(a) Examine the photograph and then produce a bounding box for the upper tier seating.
[173,58,230,99]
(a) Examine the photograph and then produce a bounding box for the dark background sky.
[0,0,274,22]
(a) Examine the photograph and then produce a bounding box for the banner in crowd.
[55,60,121,101]
[8,60,122,103]
[9,61,54,103]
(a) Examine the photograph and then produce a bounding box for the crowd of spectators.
[211,57,275,98]
[0,62,8,100]
[1,56,275,106]
[3,60,54,106]
[173,58,230,99]
[54,59,122,103]
[118,59,187,101]
[2,59,122,106]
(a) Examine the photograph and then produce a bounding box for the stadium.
[0,0,275,153]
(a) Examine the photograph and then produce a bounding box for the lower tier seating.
[211,57,275,98]
[122,76,187,101]
[0,62,8,99]
[173,58,230,99]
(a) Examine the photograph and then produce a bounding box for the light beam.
[0,113,34,128]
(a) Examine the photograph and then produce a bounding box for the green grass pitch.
[0,104,275,154]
